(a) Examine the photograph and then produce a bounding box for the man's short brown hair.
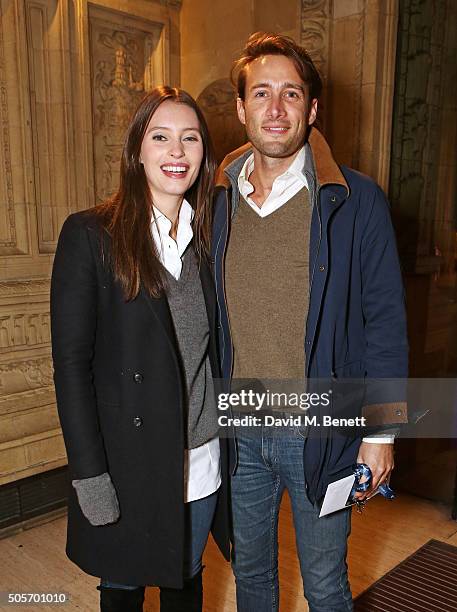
[232,32,323,101]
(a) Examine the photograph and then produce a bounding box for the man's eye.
[285,91,299,98]
[152,134,166,141]
[254,91,267,97]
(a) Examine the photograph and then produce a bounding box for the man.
[212,33,408,611]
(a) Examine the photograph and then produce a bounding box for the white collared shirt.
[237,151,394,445]
[238,146,308,217]
[151,199,221,502]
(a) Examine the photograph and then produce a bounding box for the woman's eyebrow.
[146,125,201,133]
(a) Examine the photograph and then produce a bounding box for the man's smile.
[262,125,290,134]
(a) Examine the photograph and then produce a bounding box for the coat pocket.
[332,359,364,379]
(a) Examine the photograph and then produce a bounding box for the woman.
[51,86,230,612]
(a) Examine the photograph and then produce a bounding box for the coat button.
[133,372,143,383]
[319,265,326,272]
[133,416,143,427]
[331,196,337,203]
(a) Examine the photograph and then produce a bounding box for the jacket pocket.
[332,359,364,379]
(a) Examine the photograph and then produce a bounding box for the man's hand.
[354,442,394,500]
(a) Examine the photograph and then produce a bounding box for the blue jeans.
[231,427,353,612]
[101,490,218,589]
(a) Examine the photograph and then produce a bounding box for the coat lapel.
[199,258,216,334]
[140,287,178,354]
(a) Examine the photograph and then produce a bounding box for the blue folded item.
[350,463,395,501]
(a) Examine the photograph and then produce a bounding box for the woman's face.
[140,100,204,204]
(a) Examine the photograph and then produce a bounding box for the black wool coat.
[50,210,231,587]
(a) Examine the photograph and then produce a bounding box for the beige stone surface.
[180,0,301,161]
[181,0,398,185]
[0,0,179,484]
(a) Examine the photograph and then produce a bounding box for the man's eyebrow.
[250,81,304,91]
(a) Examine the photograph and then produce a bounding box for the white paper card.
[319,475,356,518]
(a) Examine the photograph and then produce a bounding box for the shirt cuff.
[362,436,395,444]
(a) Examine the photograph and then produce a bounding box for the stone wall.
[180,0,398,189]
[180,0,301,162]
[0,0,180,486]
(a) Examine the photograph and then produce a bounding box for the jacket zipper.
[215,190,237,474]
[307,185,322,371]
[215,190,234,378]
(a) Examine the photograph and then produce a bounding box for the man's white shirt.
[237,147,394,445]
[151,200,221,503]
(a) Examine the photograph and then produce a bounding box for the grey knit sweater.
[166,247,219,449]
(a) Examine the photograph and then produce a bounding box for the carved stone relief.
[0,0,175,485]
[389,0,449,265]
[197,79,247,163]
[0,357,53,396]
[159,0,182,7]
[0,279,50,355]
[0,1,32,258]
[300,0,332,129]
[300,0,331,83]
[0,278,50,297]
[90,10,163,202]
[0,18,16,250]
[0,312,50,350]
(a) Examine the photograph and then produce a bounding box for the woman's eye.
[152,134,166,141]
[184,135,199,142]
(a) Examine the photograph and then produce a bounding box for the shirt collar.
[237,145,307,195]
[151,198,194,256]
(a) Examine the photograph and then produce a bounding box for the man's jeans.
[100,489,218,589]
[231,426,353,612]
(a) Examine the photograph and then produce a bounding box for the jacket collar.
[216,126,349,196]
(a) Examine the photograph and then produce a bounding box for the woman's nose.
[169,140,185,158]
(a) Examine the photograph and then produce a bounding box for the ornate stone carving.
[300,0,331,84]
[90,18,158,202]
[0,385,55,417]
[0,356,53,396]
[351,7,366,169]
[159,0,182,8]
[0,313,51,350]
[197,78,247,163]
[0,17,17,249]
[389,0,449,264]
[0,278,50,297]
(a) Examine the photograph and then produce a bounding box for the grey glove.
[72,472,120,526]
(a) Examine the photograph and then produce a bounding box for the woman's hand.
[72,472,120,526]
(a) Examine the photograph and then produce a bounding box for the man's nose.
[267,94,286,119]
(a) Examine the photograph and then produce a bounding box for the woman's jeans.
[231,425,353,612]
[100,490,218,589]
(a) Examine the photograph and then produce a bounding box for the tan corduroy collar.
[216,126,348,194]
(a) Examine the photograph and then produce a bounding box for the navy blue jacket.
[211,127,408,501]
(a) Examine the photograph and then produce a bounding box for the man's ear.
[308,98,318,126]
[237,97,246,125]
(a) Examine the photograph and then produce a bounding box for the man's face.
[237,54,318,159]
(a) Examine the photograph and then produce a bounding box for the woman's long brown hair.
[97,86,216,301]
